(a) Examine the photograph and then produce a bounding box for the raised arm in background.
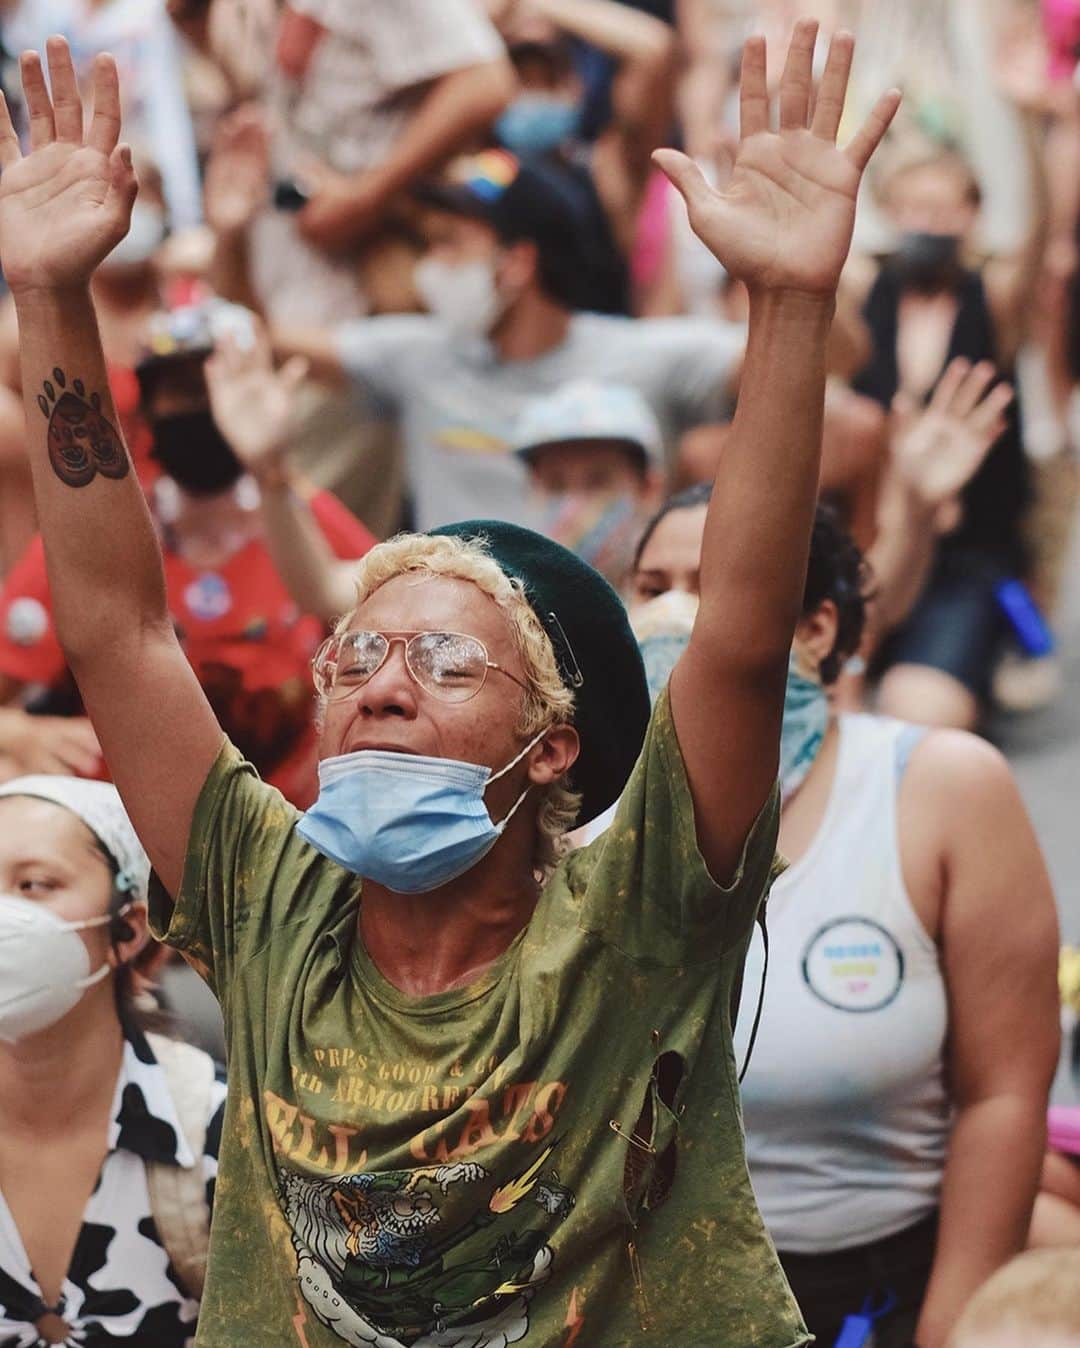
[0,40,223,895]
[202,114,359,380]
[205,103,271,316]
[203,330,357,620]
[658,21,899,881]
[983,6,1054,364]
[516,0,676,250]
[296,56,517,255]
[675,0,735,166]
[867,357,1013,643]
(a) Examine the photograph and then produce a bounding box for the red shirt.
[0,489,374,807]
[108,362,157,485]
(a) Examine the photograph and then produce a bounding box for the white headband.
[0,775,150,906]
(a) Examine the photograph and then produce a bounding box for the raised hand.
[203,102,270,238]
[0,708,102,778]
[890,358,1013,515]
[204,325,308,476]
[0,39,138,294]
[655,21,900,295]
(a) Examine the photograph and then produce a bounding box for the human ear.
[640,468,664,511]
[792,600,839,677]
[106,902,152,971]
[499,239,539,293]
[527,725,581,786]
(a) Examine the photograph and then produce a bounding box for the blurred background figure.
[212,0,516,538]
[0,776,224,1345]
[850,138,1039,730]
[511,379,663,588]
[947,1248,1080,1347]
[3,0,202,227]
[488,0,677,313]
[266,148,744,534]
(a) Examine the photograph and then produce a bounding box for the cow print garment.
[0,1025,226,1347]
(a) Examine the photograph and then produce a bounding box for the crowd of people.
[0,2,1078,1346]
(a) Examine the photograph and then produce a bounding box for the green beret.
[430,520,650,825]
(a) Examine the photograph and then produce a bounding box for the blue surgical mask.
[295,733,545,892]
[780,652,828,802]
[495,95,583,156]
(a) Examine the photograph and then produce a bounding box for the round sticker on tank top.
[184,572,232,622]
[801,917,905,1013]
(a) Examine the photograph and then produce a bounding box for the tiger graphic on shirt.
[279,1144,576,1347]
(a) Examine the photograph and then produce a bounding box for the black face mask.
[150,410,244,496]
[888,231,962,293]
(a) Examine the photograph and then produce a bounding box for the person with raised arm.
[0,29,898,1347]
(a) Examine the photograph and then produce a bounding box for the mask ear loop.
[486,727,550,830]
[63,909,124,992]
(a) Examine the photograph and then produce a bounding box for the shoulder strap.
[893,722,929,786]
[144,1032,215,1301]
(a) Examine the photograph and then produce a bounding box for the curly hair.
[331,533,582,874]
[802,503,872,685]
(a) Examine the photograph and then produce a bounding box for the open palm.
[891,359,1014,509]
[204,327,309,471]
[0,40,137,293]
[656,21,900,295]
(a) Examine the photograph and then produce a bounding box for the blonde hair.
[948,1249,1080,1347]
[332,533,582,873]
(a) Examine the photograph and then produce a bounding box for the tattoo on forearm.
[37,368,129,488]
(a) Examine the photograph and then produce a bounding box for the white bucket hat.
[511,380,663,466]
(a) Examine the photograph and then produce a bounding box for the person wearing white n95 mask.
[0,893,121,1042]
[0,775,226,1345]
[0,775,151,1044]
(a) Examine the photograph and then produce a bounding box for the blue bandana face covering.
[630,590,699,706]
[495,95,583,156]
[296,732,545,892]
[632,594,828,802]
[780,650,828,802]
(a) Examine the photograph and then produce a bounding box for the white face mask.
[0,894,114,1044]
[101,202,167,271]
[413,256,506,338]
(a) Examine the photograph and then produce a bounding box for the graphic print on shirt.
[801,916,905,1013]
[279,1145,574,1348]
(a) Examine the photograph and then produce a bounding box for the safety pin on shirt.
[610,1118,655,1330]
[608,1119,657,1155]
[609,1028,667,1153]
[612,1029,671,1334]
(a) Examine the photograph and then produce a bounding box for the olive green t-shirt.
[150,690,808,1347]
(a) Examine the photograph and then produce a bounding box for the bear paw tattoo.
[37,367,128,487]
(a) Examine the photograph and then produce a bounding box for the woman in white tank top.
[630,490,1060,1348]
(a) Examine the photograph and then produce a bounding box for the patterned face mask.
[539,492,645,590]
[630,589,699,706]
[780,650,828,802]
[631,595,828,799]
